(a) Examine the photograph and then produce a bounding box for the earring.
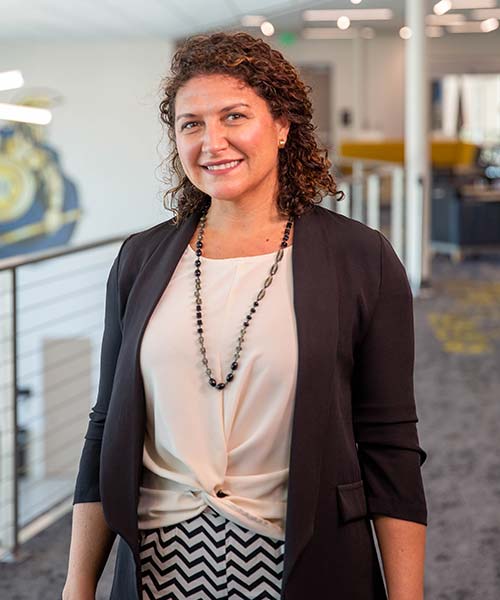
[278,139,286,149]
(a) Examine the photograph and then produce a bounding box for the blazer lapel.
[101,210,200,551]
[282,207,340,586]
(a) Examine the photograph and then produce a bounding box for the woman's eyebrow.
[176,103,251,122]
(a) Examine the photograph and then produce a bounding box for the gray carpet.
[1,254,499,599]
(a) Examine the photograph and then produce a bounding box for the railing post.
[351,161,364,222]
[366,173,380,231]
[391,166,405,261]
[0,268,18,560]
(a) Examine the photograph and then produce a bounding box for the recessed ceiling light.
[480,17,499,32]
[400,26,412,40]
[240,15,266,27]
[303,9,392,21]
[433,1,451,16]
[0,70,24,92]
[337,16,351,30]
[260,21,275,36]
[0,102,52,125]
[351,0,363,4]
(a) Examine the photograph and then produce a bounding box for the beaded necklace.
[193,207,294,390]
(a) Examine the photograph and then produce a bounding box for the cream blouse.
[137,242,298,540]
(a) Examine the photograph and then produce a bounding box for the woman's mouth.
[202,159,243,174]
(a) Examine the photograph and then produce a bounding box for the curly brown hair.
[159,31,342,224]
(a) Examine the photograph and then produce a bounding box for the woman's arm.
[373,516,426,600]
[62,502,116,599]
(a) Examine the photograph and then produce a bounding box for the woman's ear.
[275,115,290,144]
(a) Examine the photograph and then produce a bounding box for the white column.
[352,32,364,138]
[405,0,431,293]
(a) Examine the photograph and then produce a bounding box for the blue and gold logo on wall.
[0,119,81,259]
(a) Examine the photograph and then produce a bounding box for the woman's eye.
[181,121,199,131]
[227,113,245,121]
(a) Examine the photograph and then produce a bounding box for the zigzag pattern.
[140,507,284,599]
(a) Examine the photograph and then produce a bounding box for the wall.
[0,39,174,243]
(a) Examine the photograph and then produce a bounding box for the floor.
[1,252,499,599]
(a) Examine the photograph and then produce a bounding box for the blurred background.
[0,0,499,598]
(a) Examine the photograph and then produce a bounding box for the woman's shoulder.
[115,215,177,278]
[310,204,383,257]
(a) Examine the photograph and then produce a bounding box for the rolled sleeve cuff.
[367,495,428,526]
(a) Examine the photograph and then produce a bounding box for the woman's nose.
[201,123,229,154]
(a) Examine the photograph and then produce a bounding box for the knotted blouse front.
[137,242,298,540]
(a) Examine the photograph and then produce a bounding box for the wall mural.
[0,116,81,260]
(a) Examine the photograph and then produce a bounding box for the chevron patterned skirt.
[139,505,285,599]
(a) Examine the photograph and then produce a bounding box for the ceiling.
[0,0,498,41]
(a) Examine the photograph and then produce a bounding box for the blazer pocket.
[337,480,368,524]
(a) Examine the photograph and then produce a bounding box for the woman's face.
[174,74,289,205]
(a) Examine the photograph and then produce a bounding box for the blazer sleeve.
[73,237,131,504]
[352,231,428,526]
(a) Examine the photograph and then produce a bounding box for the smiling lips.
[202,159,243,173]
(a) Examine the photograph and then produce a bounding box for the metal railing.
[0,236,126,560]
[325,158,417,285]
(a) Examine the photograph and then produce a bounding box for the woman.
[64,32,427,600]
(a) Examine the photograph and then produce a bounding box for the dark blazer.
[74,204,427,600]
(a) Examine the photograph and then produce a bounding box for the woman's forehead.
[175,74,261,111]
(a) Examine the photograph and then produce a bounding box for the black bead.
[246,314,252,320]
[196,249,202,256]
[196,241,203,248]
[197,319,203,326]
[226,373,234,382]
[195,259,201,267]
[285,221,292,229]
[243,321,249,327]
[195,269,201,276]
[253,301,259,307]
[231,362,238,370]
[196,304,201,311]
[216,383,226,390]
[281,241,287,248]
[196,311,202,318]
[197,327,203,334]
[209,378,217,387]
[284,233,289,240]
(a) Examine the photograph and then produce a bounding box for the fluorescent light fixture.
[399,26,412,39]
[260,21,274,36]
[472,9,500,19]
[0,102,52,125]
[447,22,484,32]
[302,27,357,39]
[361,27,375,39]
[0,70,24,92]
[303,9,392,21]
[450,0,496,7]
[351,0,363,4]
[481,17,499,32]
[426,25,445,37]
[433,1,451,15]
[426,13,465,25]
[337,16,351,30]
